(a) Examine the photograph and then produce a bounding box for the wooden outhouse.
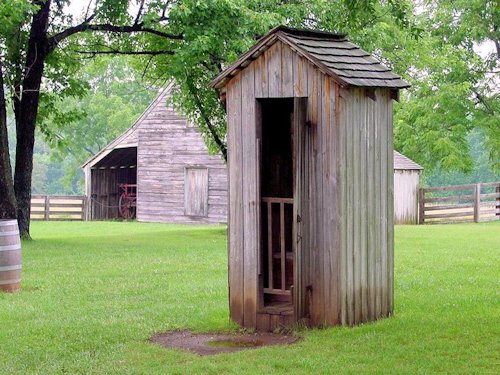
[393,151,423,224]
[82,82,227,224]
[211,26,410,330]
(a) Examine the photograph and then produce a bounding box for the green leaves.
[391,0,499,174]
[45,56,156,192]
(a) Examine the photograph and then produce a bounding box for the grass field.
[1,221,499,374]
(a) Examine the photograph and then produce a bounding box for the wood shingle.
[211,26,410,90]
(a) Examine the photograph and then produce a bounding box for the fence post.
[418,188,425,224]
[44,195,50,221]
[496,184,500,219]
[473,183,480,223]
[81,196,87,221]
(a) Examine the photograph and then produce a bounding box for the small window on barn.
[184,167,209,217]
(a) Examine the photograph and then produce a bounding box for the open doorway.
[259,98,295,312]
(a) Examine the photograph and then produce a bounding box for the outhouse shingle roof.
[211,26,410,90]
[394,151,423,170]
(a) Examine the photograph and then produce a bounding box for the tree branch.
[493,24,500,59]
[74,49,174,56]
[48,20,182,51]
[185,80,227,161]
[134,0,146,26]
[474,90,496,116]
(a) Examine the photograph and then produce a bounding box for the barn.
[393,151,423,224]
[82,82,227,224]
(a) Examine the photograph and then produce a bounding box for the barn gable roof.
[211,26,410,90]
[82,82,175,169]
[394,151,423,170]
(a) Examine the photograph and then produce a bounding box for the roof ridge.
[274,25,347,40]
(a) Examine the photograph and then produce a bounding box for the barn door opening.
[259,98,295,313]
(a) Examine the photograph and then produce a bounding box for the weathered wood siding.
[227,40,394,330]
[337,87,394,325]
[394,170,420,224]
[227,41,342,328]
[136,88,227,224]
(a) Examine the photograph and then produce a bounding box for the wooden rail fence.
[31,195,87,221]
[419,182,500,224]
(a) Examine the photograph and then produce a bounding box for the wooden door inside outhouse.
[257,97,309,324]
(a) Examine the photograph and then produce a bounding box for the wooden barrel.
[0,219,22,292]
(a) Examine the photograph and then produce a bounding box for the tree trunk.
[0,64,17,220]
[13,0,51,239]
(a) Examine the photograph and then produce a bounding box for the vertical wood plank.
[267,42,281,98]
[352,90,361,325]
[321,75,331,324]
[307,66,325,325]
[380,90,388,318]
[293,97,307,320]
[367,90,376,321]
[267,202,273,290]
[255,103,263,309]
[374,88,382,319]
[254,54,268,98]
[345,90,355,326]
[227,76,244,326]
[293,55,308,97]
[241,67,258,328]
[322,76,340,324]
[378,90,388,316]
[316,71,325,324]
[281,43,294,97]
[337,86,347,325]
[386,93,395,315]
[360,92,369,322]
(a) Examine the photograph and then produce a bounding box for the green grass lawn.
[1,221,499,374]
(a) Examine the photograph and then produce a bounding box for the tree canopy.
[0,0,498,237]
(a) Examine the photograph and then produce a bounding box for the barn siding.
[394,170,420,224]
[337,88,394,325]
[136,88,227,224]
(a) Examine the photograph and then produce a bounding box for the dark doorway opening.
[259,98,294,312]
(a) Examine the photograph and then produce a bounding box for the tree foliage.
[1,0,498,237]
[393,0,499,173]
[48,56,156,192]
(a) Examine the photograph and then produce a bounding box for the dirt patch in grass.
[150,330,299,356]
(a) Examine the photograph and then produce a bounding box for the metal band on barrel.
[0,265,22,272]
[0,244,21,251]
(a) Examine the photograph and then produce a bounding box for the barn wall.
[226,41,342,329]
[394,170,420,224]
[337,87,394,326]
[136,90,227,224]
